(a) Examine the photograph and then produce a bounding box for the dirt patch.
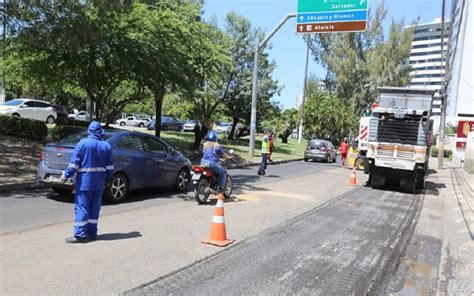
[0,136,44,184]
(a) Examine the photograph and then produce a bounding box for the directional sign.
[297,0,368,34]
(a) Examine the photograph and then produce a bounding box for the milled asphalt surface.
[127,186,423,295]
[0,160,338,234]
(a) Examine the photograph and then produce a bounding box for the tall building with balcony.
[408,18,450,125]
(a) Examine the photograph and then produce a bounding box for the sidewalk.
[0,167,365,294]
[388,162,474,295]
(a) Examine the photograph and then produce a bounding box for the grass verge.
[140,129,307,163]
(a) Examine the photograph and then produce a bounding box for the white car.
[0,99,57,124]
[68,109,89,121]
[116,116,149,127]
[215,122,231,134]
[183,120,199,132]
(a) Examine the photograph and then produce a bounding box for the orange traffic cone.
[202,193,234,247]
[348,168,357,186]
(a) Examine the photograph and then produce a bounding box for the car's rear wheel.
[105,173,129,203]
[120,122,125,126]
[139,123,144,127]
[174,168,189,192]
[46,116,55,124]
[326,155,331,163]
[52,187,73,196]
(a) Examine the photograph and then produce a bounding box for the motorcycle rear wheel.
[194,178,211,204]
[224,175,233,199]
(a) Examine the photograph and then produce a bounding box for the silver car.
[304,140,337,163]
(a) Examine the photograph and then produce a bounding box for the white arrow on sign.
[299,25,303,31]
[299,15,304,21]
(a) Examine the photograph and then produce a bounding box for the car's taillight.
[40,147,44,160]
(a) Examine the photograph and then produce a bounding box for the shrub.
[57,118,90,128]
[0,115,48,141]
[51,125,86,142]
[430,146,452,158]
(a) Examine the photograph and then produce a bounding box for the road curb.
[227,157,303,170]
[0,181,47,193]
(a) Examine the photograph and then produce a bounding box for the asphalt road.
[127,186,423,295]
[0,160,338,234]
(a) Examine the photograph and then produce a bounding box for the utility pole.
[438,0,447,169]
[249,13,296,158]
[298,34,311,144]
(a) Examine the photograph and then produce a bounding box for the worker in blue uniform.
[60,121,114,243]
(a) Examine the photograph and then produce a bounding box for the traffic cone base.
[202,194,234,247]
[348,168,357,186]
[201,238,234,247]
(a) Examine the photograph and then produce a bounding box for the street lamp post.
[297,34,311,144]
[249,13,296,158]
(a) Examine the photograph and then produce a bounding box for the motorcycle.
[192,151,234,204]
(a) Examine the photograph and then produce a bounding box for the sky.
[202,0,446,109]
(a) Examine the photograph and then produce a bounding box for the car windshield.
[220,123,230,127]
[58,131,112,145]
[309,141,326,149]
[3,99,25,106]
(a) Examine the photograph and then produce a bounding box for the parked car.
[37,130,191,203]
[147,116,183,131]
[0,99,57,124]
[68,110,89,121]
[304,139,337,163]
[215,122,231,134]
[115,116,149,127]
[52,105,69,121]
[183,120,200,132]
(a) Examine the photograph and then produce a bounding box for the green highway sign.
[298,0,368,13]
[297,0,368,34]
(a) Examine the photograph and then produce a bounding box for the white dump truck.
[363,87,435,193]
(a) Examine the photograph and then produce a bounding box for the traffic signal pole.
[249,13,296,158]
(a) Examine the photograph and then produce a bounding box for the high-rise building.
[446,0,474,123]
[408,18,450,130]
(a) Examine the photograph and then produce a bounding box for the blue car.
[37,130,191,203]
[147,116,183,131]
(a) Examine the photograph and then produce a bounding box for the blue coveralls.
[200,143,227,189]
[63,121,114,239]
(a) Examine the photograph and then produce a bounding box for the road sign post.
[249,13,296,158]
[296,0,368,34]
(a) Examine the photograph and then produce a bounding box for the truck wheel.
[401,176,416,194]
[355,158,365,170]
[415,171,426,191]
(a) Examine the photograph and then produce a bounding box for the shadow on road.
[96,231,142,241]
